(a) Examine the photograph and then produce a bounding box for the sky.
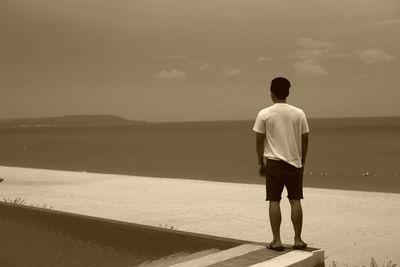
[0,0,399,122]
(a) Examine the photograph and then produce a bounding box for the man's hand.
[259,165,266,176]
[256,132,266,177]
[301,132,308,170]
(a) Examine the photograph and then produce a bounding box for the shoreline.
[0,165,399,266]
[1,163,399,194]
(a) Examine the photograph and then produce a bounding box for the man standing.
[253,77,309,251]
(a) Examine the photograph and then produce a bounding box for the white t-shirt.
[253,103,309,168]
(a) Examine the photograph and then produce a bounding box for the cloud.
[221,67,240,78]
[293,37,334,76]
[296,38,334,52]
[356,49,396,65]
[372,18,400,27]
[295,37,335,60]
[156,69,188,80]
[155,55,187,60]
[198,63,210,70]
[166,55,187,59]
[187,60,210,70]
[258,56,269,62]
[353,73,367,80]
[293,59,328,77]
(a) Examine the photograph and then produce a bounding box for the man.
[253,77,309,251]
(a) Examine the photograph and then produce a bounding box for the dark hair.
[270,77,290,99]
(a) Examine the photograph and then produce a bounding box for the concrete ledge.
[170,244,266,267]
[0,202,246,250]
[0,202,249,267]
[0,202,325,267]
[249,249,325,267]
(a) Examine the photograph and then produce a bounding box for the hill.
[0,115,146,127]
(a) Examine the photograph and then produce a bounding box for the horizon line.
[1,114,400,124]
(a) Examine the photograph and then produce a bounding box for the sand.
[0,165,399,266]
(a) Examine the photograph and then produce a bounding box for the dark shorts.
[265,159,303,201]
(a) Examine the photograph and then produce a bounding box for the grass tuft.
[371,257,397,267]
[2,197,52,209]
[158,223,177,230]
[329,257,397,267]
[31,203,53,209]
[3,196,26,205]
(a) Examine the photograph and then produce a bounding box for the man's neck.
[274,99,287,104]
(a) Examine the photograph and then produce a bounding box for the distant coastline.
[1,115,400,129]
[0,115,147,128]
[307,116,400,128]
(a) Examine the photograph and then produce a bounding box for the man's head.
[270,77,290,101]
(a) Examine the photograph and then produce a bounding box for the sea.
[1,117,399,193]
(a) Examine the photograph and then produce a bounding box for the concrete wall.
[0,202,246,267]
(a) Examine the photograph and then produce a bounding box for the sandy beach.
[0,165,399,266]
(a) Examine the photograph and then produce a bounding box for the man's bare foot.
[267,240,284,251]
[293,240,307,250]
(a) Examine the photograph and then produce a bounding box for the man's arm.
[301,132,309,167]
[256,132,266,166]
[256,133,266,175]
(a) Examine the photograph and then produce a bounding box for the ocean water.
[0,118,399,193]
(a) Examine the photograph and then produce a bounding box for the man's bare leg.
[269,200,282,247]
[289,199,307,248]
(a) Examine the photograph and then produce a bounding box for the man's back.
[253,103,309,168]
